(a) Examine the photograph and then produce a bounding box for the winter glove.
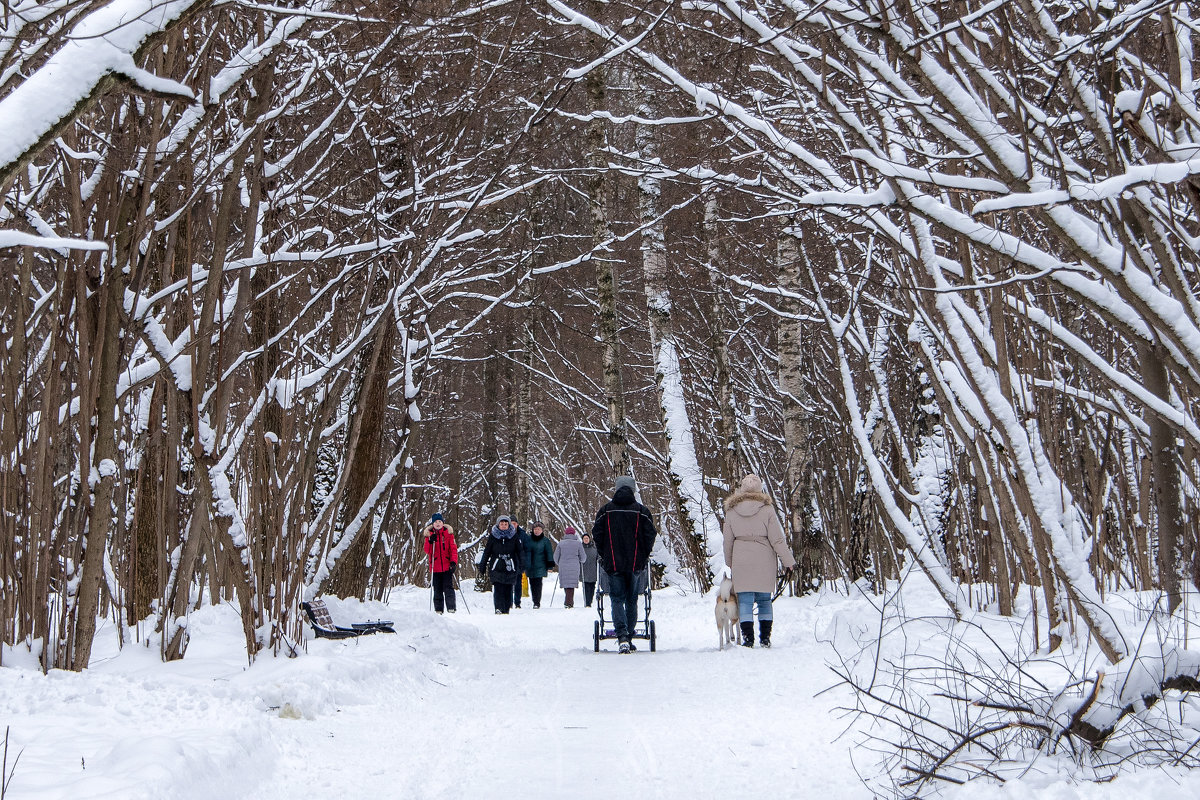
[721,565,732,580]
[782,566,795,580]
[449,561,457,573]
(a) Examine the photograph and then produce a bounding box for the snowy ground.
[3,585,1200,799]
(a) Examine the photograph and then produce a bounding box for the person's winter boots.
[759,620,773,648]
[740,621,755,648]
[619,640,632,654]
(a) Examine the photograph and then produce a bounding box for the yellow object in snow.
[522,574,529,597]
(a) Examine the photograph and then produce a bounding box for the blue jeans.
[607,571,638,640]
[737,591,773,622]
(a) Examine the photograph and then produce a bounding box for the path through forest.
[6,586,1199,799]
[266,587,871,799]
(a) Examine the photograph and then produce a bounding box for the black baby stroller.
[593,569,656,652]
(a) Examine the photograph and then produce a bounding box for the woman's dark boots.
[759,620,773,648]
[740,621,755,648]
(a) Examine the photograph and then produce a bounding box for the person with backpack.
[479,515,524,614]
[423,513,458,613]
[722,474,796,648]
[580,532,599,608]
[553,526,587,608]
[525,522,555,608]
[591,475,658,653]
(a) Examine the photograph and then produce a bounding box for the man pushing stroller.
[591,475,657,654]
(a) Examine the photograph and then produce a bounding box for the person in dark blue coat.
[511,522,531,608]
[591,476,657,653]
[479,516,524,614]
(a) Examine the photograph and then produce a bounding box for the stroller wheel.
[649,620,657,652]
[593,620,601,653]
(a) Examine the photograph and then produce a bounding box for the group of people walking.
[475,517,602,613]
[424,472,795,653]
[424,512,602,615]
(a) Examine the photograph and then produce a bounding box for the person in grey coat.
[722,474,796,648]
[553,526,587,608]
[580,532,599,607]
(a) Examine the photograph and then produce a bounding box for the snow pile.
[827,572,1200,798]
[0,597,488,799]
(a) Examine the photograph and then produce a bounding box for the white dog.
[715,577,739,650]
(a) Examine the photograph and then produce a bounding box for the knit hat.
[739,474,763,493]
[431,512,444,522]
[614,475,636,494]
[496,515,511,524]
[564,526,576,536]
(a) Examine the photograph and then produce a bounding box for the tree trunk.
[1141,342,1183,612]
[323,311,396,599]
[702,194,740,493]
[129,382,166,623]
[778,224,820,592]
[69,258,125,670]
[584,64,629,477]
[511,275,535,527]
[637,96,722,589]
[480,341,502,535]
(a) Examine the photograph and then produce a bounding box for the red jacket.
[423,524,458,573]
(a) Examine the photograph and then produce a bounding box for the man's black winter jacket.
[591,486,657,574]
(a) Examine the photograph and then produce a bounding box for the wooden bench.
[301,599,395,639]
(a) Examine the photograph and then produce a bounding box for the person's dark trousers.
[607,571,638,641]
[563,587,575,607]
[583,581,596,607]
[493,582,514,613]
[512,575,523,607]
[432,570,456,612]
[529,577,544,607]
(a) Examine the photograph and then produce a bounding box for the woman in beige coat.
[722,474,796,647]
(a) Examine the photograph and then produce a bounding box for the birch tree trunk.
[636,95,723,588]
[702,193,740,491]
[585,65,629,477]
[777,224,819,592]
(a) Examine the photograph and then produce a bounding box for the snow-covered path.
[267,588,869,799]
[6,586,1200,799]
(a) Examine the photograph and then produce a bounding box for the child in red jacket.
[424,513,459,613]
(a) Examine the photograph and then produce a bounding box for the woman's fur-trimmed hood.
[724,490,773,514]
[425,523,455,536]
